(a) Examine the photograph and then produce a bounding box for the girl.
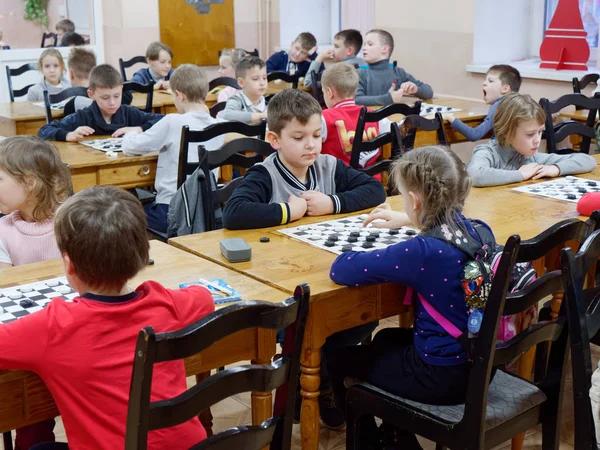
[468,92,597,187]
[327,146,487,449]
[27,49,70,102]
[216,48,247,103]
[0,135,71,450]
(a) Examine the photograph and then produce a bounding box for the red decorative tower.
[539,0,589,70]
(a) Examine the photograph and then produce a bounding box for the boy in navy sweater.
[131,41,175,90]
[266,32,319,77]
[38,64,163,142]
[222,88,386,230]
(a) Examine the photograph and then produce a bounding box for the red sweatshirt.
[0,281,215,450]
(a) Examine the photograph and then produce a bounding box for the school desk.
[0,240,286,437]
[0,94,167,137]
[205,80,313,108]
[168,158,600,450]
[54,140,158,192]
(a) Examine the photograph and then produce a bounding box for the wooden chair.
[208,77,241,92]
[40,32,57,47]
[118,56,146,82]
[572,74,600,101]
[123,81,155,113]
[43,86,89,123]
[209,102,226,119]
[539,94,600,154]
[5,63,38,102]
[308,70,325,107]
[124,284,310,450]
[197,136,275,231]
[267,71,299,89]
[345,234,570,450]
[398,112,447,152]
[561,228,600,449]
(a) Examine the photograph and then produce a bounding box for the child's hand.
[306,45,318,61]
[363,203,412,229]
[389,85,406,103]
[66,126,95,142]
[301,191,334,216]
[154,80,169,90]
[532,164,560,180]
[518,163,543,181]
[287,194,308,221]
[251,112,268,123]
[442,113,456,123]
[112,127,143,137]
[316,49,334,63]
[400,81,418,95]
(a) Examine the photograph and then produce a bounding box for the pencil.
[198,278,234,296]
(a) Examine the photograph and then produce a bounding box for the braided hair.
[390,146,471,232]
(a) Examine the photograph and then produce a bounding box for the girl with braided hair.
[327,146,491,449]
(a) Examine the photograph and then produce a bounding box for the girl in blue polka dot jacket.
[327,146,493,449]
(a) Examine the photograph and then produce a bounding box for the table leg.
[511,346,536,450]
[300,347,321,450]
[251,353,273,426]
[195,372,214,437]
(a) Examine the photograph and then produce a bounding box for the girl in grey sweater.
[468,93,596,187]
[27,48,70,102]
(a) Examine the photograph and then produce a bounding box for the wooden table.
[55,140,158,192]
[205,80,313,108]
[169,159,600,449]
[0,240,287,435]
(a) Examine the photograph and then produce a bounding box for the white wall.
[279,0,332,47]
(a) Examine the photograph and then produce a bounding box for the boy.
[321,62,391,170]
[132,41,174,90]
[38,64,163,141]
[221,56,268,124]
[356,29,433,106]
[266,32,318,77]
[63,47,96,114]
[222,88,386,230]
[122,64,225,233]
[0,185,215,449]
[304,29,364,88]
[55,18,75,43]
[443,64,521,142]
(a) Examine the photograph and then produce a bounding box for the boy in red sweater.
[0,186,214,450]
[321,62,391,171]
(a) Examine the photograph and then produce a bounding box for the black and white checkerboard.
[81,138,123,152]
[278,214,419,255]
[420,103,461,115]
[0,276,77,324]
[512,176,600,203]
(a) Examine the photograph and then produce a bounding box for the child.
[320,62,391,170]
[132,41,174,90]
[304,29,364,88]
[327,146,487,449]
[55,18,75,44]
[38,64,163,141]
[266,32,318,77]
[444,64,521,142]
[356,29,433,106]
[221,56,268,124]
[222,88,386,229]
[27,48,70,102]
[0,185,215,449]
[63,47,97,114]
[468,92,597,187]
[60,31,85,47]
[122,64,225,233]
[0,135,72,449]
[217,48,247,103]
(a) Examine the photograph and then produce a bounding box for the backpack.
[415,220,538,354]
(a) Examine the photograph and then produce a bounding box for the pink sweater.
[0,211,60,266]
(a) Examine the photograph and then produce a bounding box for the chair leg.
[345,399,361,450]
[540,414,560,450]
[3,431,12,450]
[435,444,444,450]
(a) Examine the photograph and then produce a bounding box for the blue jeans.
[144,202,169,233]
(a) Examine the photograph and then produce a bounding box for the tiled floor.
[3,316,587,450]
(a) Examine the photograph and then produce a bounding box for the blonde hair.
[54,186,149,291]
[146,41,173,60]
[68,47,96,80]
[169,64,208,103]
[38,48,66,76]
[494,93,546,147]
[321,62,359,99]
[0,136,71,221]
[390,146,471,232]
[220,48,247,66]
[366,29,394,57]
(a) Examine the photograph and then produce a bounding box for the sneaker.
[318,383,346,430]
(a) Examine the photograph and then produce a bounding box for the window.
[545,0,599,48]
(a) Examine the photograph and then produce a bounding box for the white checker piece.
[278,214,419,255]
[0,276,77,324]
[512,176,600,203]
